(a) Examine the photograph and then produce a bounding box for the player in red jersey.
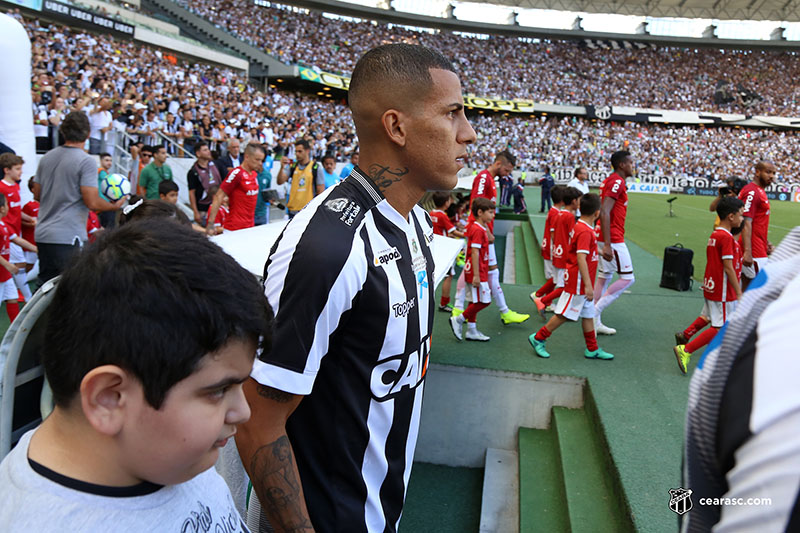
[450,198,494,342]
[674,197,744,374]
[738,160,775,290]
[429,192,465,312]
[452,151,529,325]
[593,150,636,335]
[0,195,37,322]
[532,187,581,318]
[529,193,613,360]
[206,143,264,234]
[531,185,565,304]
[21,178,39,275]
[0,153,36,302]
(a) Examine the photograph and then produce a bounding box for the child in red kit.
[529,193,614,360]
[449,198,494,342]
[429,192,465,312]
[21,178,39,275]
[0,195,37,322]
[531,185,565,305]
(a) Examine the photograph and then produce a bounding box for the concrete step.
[520,222,545,286]
[479,448,520,533]
[552,407,633,533]
[503,230,516,284]
[518,427,570,533]
[513,226,531,285]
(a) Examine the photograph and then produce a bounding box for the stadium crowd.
[181,0,800,117]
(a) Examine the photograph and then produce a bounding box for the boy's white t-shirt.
[0,430,249,532]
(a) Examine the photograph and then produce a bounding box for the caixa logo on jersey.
[374,246,402,267]
[370,338,430,402]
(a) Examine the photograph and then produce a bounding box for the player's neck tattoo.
[367,164,408,193]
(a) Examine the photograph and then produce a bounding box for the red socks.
[683,316,710,341]
[584,330,598,351]
[540,288,563,307]
[440,296,450,307]
[6,302,19,323]
[535,326,552,342]
[462,302,489,323]
[686,327,718,354]
[536,278,555,297]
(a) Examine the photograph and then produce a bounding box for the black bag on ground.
[660,243,694,291]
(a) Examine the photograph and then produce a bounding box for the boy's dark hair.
[322,154,335,164]
[294,139,310,150]
[562,186,583,205]
[99,152,111,160]
[59,111,90,143]
[496,150,516,167]
[120,197,190,227]
[717,195,744,220]
[550,184,565,204]
[610,150,631,170]
[431,191,452,208]
[43,219,274,410]
[580,193,601,216]
[471,197,494,217]
[0,194,7,208]
[0,153,24,171]
[158,180,179,196]
[141,145,154,156]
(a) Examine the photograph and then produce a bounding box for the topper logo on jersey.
[369,339,429,402]
[392,297,415,318]
[374,247,402,267]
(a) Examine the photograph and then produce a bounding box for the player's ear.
[80,365,138,436]
[381,109,407,148]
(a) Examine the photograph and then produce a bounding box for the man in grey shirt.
[33,112,125,283]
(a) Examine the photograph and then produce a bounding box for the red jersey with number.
[552,209,577,269]
[599,172,628,243]
[0,221,15,283]
[704,227,742,303]
[464,222,490,283]
[0,180,22,234]
[220,166,258,231]
[541,205,560,260]
[467,170,496,233]
[738,182,770,258]
[430,209,455,236]
[564,220,599,296]
[21,201,38,245]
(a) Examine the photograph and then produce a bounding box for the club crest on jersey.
[369,339,430,401]
[374,247,402,267]
[325,198,349,213]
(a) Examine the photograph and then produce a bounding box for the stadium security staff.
[234,44,476,533]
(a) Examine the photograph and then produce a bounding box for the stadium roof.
[455,0,800,22]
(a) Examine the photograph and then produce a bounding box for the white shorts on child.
[702,299,737,328]
[554,291,596,321]
[0,278,16,301]
[24,251,37,265]
[488,243,497,267]
[9,243,24,264]
[554,267,566,288]
[543,259,555,280]
[471,281,491,304]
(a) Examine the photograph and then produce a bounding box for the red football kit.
[564,220,599,296]
[467,170,496,233]
[541,205,560,261]
[220,166,259,231]
[738,182,770,258]
[430,209,456,236]
[21,201,38,245]
[703,227,742,303]
[599,172,628,243]
[86,212,101,243]
[0,221,15,283]
[0,180,22,235]
[551,209,576,269]
[464,222,490,283]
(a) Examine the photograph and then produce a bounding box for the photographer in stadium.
[709,175,746,228]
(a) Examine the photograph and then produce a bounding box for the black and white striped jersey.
[252,167,435,533]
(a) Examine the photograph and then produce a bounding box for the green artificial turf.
[399,463,483,532]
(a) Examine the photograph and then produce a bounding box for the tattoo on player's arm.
[256,385,294,403]
[367,164,408,192]
[250,436,314,533]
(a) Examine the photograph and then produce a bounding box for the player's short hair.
[158,180,179,196]
[349,44,454,114]
[194,141,209,153]
[59,111,90,143]
[562,186,583,205]
[99,152,111,160]
[471,197,494,217]
[431,191,452,208]
[716,195,744,220]
[755,160,774,172]
[495,150,516,167]
[550,184,565,204]
[43,219,274,410]
[0,153,24,171]
[244,143,266,158]
[610,150,631,170]
[580,193,601,215]
[294,139,310,150]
